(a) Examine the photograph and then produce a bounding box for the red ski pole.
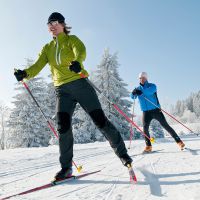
[128,99,135,149]
[143,96,197,136]
[79,73,155,143]
[16,75,82,172]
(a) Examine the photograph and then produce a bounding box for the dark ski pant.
[142,108,181,146]
[55,78,127,169]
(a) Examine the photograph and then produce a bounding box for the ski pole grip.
[79,73,87,78]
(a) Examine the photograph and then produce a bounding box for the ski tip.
[129,173,137,184]
[127,164,137,184]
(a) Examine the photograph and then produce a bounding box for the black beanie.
[48,12,65,23]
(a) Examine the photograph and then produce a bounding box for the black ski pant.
[55,78,127,169]
[142,108,181,146]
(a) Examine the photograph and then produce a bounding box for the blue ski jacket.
[131,81,160,112]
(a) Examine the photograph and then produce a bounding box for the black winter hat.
[48,12,65,23]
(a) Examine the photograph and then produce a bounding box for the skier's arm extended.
[25,45,48,79]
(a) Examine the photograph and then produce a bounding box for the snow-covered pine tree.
[171,90,200,123]
[0,102,9,150]
[92,49,132,139]
[73,104,99,143]
[193,91,200,118]
[46,75,56,118]
[128,104,141,140]
[174,100,186,117]
[149,119,165,138]
[45,74,58,145]
[7,60,51,148]
[180,109,196,123]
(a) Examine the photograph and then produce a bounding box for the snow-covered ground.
[0,135,200,200]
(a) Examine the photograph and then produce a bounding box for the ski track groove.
[0,141,145,190]
[0,161,58,178]
[103,175,120,200]
[54,173,118,200]
[0,167,57,187]
[0,141,146,199]
[0,148,117,189]
[0,148,113,179]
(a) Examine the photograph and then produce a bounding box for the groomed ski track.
[0,135,200,200]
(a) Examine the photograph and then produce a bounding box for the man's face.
[48,21,64,37]
[139,77,147,84]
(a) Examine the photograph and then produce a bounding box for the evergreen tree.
[171,90,200,123]
[73,105,100,143]
[129,104,141,140]
[92,49,132,139]
[71,49,132,143]
[7,60,51,148]
[193,91,200,118]
[174,100,185,117]
[185,93,194,113]
[46,75,58,144]
[180,109,196,123]
[0,102,9,150]
[149,119,165,138]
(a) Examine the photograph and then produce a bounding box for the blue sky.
[0,0,199,112]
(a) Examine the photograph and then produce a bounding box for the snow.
[0,135,200,200]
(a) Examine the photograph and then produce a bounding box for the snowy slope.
[0,135,200,200]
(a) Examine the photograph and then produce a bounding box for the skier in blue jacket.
[131,72,185,152]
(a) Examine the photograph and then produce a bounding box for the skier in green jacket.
[14,12,132,181]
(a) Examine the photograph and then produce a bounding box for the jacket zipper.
[55,37,60,65]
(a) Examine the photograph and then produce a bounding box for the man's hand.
[132,88,143,96]
[69,61,82,73]
[14,69,27,81]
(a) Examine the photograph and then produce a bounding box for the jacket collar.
[140,80,148,87]
[53,32,68,43]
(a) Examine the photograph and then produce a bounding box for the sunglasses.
[47,21,59,26]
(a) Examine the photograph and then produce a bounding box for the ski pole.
[14,70,82,172]
[128,99,135,149]
[142,96,197,136]
[79,73,154,142]
[22,81,82,172]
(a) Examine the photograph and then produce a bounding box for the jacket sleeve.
[142,83,157,96]
[25,45,48,79]
[130,92,137,99]
[70,35,86,64]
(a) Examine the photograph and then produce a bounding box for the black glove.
[132,88,143,96]
[14,69,27,81]
[69,61,82,73]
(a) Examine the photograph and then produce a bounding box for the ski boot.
[54,167,73,181]
[120,153,133,167]
[143,145,152,153]
[177,141,185,150]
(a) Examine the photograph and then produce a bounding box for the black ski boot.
[120,153,133,167]
[54,167,73,181]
